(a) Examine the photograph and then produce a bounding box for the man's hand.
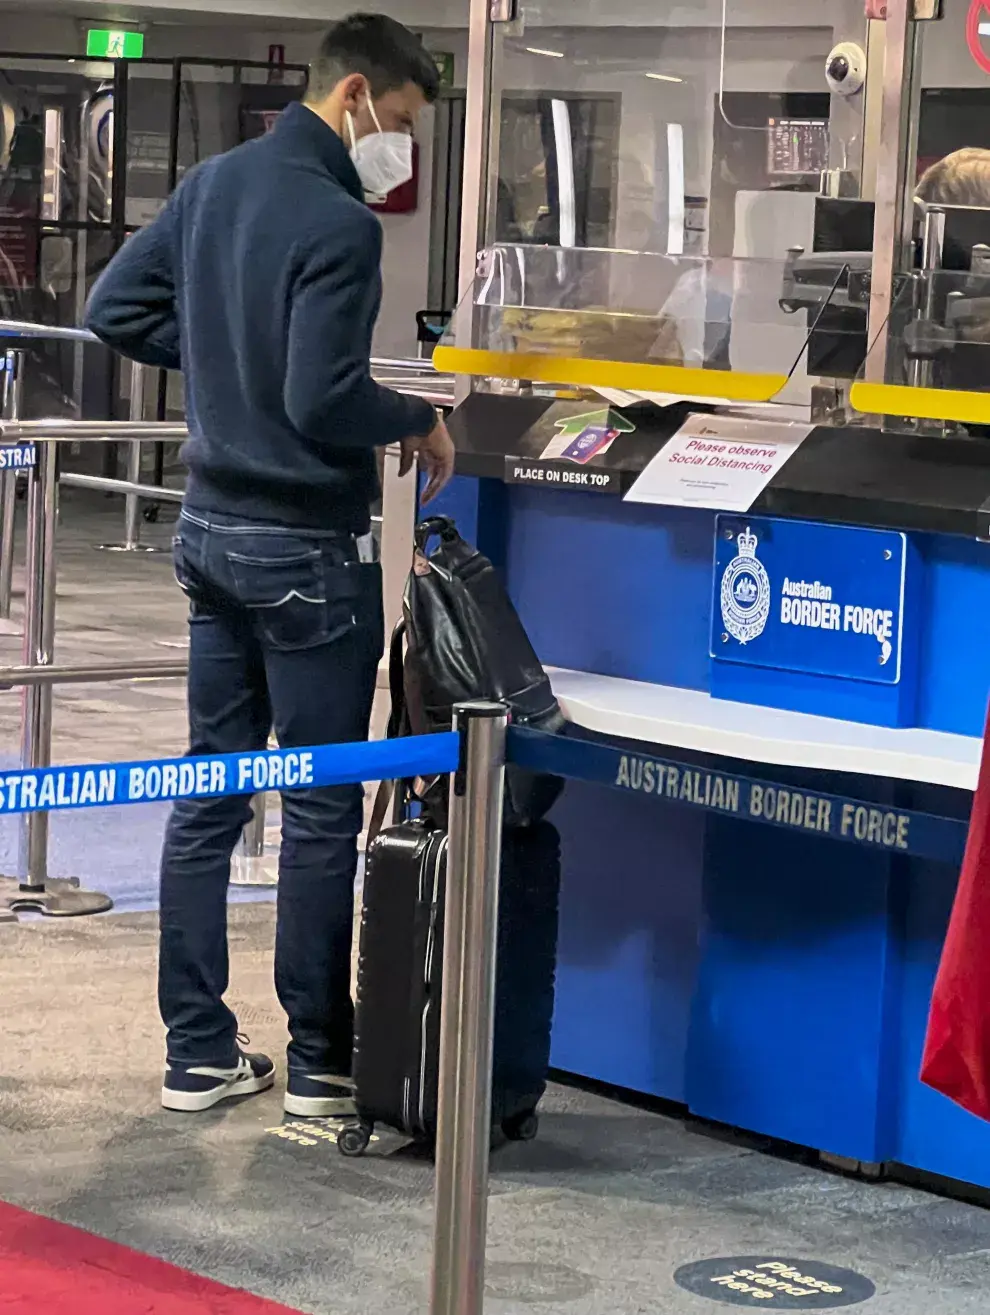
[399,417,456,504]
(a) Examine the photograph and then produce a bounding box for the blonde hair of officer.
[916,148,990,347]
[916,147,990,208]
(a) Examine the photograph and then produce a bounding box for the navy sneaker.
[162,1051,276,1112]
[284,1071,356,1119]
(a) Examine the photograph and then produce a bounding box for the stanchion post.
[243,795,266,858]
[0,347,25,620]
[97,361,163,555]
[231,794,278,887]
[18,436,58,891]
[429,701,507,1315]
[1,435,113,916]
[124,361,145,550]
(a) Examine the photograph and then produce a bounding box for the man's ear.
[338,73,368,116]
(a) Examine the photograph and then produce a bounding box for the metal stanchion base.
[230,854,279,887]
[95,543,167,555]
[0,875,114,918]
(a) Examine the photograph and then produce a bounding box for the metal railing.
[0,659,189,688]
[60,472,184,505]
[0,418,312,911]
[0,321,453,558]
[0,325,455,910]
[0,347,24,620]
[0,320,97,343]
[0,420,192,916]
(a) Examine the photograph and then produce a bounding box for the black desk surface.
[446,392,990,541]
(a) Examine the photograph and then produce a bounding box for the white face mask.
[346,98,414,198]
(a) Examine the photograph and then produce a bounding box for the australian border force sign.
[0,443,36,471]
[712,515,907,685]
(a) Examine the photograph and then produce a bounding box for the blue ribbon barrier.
[508,727,969,866]
[0,733,459,817]
[0,719,970,866]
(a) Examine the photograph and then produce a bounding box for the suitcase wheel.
[502,1111,539,1143]
[337,1121,373,1157]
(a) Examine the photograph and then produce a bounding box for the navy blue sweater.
[85,102,437,532]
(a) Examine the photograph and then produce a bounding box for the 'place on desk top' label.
[711,515,908,686]
[504,457,622,493]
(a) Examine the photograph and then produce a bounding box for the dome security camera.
[825,42,867,97]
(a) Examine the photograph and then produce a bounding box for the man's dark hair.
[307,13,440,105]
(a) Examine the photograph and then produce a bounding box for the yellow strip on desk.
[850,382,990,425]
[433,347,787,404]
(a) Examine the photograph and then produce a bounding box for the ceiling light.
[646,73,684,83]
[526,47,565,58]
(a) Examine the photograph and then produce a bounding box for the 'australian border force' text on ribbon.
[0,753,314,814]
[0,734,461,817]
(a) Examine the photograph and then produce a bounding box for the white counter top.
[548,668,982,792]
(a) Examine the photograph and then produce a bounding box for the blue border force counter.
[422,0,990,1193]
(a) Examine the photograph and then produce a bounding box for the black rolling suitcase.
[337,818,560,1156]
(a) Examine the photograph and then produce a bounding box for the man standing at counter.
[85,13,455,1117]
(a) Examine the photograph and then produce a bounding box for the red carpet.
[0,1200,301,1313]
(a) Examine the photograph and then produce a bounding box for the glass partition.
[447,0,878,411]
[851,261,990,433]
[844,1,990,428]
[487,1,869,262]
[841,0,990,431]
[444,1,990,428]
[435,244,860,404]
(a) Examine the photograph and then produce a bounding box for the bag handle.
[414,516,461,554]
[368,620,410,848]
[368,780,394,850]
[384,619,407,742]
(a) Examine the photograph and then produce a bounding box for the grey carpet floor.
[2,906,990,1314]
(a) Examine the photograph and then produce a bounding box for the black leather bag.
[380,516,565,831]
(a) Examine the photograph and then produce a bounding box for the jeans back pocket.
[226,540,359,652]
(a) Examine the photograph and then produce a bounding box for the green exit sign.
[87,29,145,59]
[433,52,455,87]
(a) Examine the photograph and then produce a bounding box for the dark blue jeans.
[160,509,383,1075]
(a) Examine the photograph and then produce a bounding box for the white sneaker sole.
[283,1091,357,1119]
[162,1070,275,1113]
